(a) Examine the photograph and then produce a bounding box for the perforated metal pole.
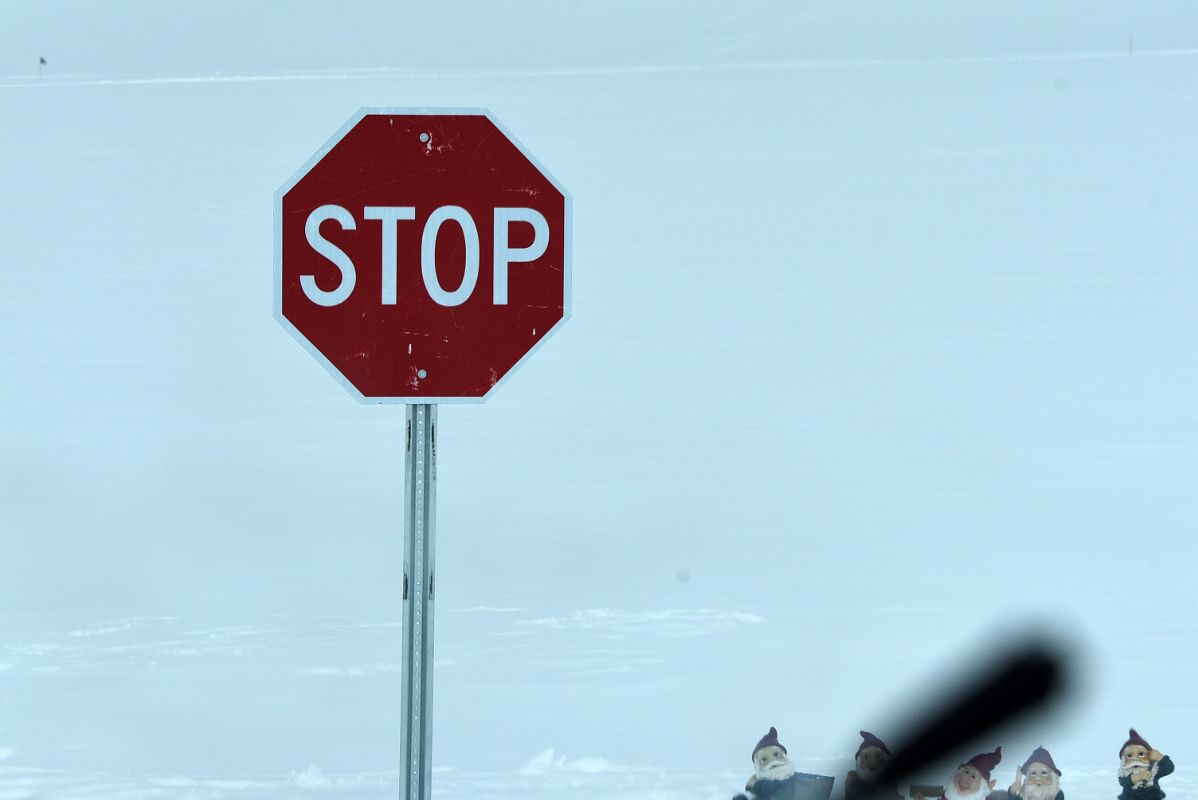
[400,404,436,800]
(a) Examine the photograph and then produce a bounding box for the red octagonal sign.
[275,108,571,402]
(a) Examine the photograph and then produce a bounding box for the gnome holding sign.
[1118,729,1174,800]
[734,727,802,800]
[1009,747,1064,800]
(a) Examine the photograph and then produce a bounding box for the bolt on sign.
[274,108,571,800]
[275,108,571,401]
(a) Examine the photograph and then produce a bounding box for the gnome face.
[754,745,796,782]
[953,766,990,796]
[1121,745,1151,770]
[1025,762,1056,787]
[857,746,890,781]
[949,747,1000,800]
[1021,763,1061,800]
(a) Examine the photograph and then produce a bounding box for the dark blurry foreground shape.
[871,644,1067,795]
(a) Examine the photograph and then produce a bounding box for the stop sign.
[274,108,571,402]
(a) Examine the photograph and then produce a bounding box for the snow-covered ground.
[2,2,1196,798]
[3,612,1191,800]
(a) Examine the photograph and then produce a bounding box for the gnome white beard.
[1021,775,1060,800]
[756,758,797,782]
[944,779,991,800]
[857,766,881,785]
[1120,760,1158,788]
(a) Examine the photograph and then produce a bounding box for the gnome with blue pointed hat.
[1009,747,1064,800]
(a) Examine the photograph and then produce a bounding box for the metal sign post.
[275,109,569,800]
[400,403,436,800]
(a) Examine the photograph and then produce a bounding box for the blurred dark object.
[874,644,1066,790]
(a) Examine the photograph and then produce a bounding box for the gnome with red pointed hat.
[733,727,803,800]
[1009,747,1064,800]
[1118,729,1173,800]
[919,747,1002,800]
[845,731,903,800]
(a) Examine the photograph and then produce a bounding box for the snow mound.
[290,764,333,789]
[520,747,618,775]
